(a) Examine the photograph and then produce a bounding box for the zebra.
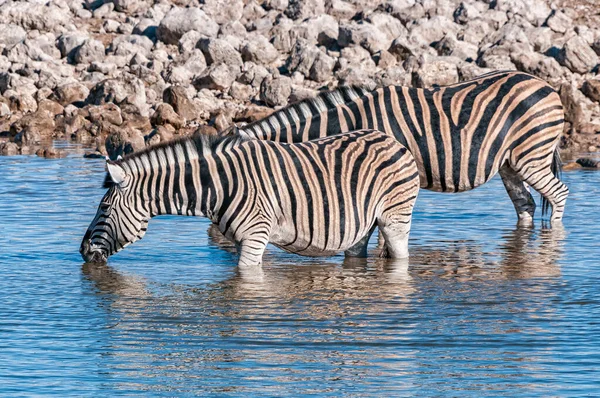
[232,70,569,225]
[80,129,420,267]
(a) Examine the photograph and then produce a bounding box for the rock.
[511,51,565,83]
[409,16,459,47]
[8,93,37,114]
[309,52,335,82]
[327,0,356,19]
[57,33,89,60]
[105,128,146,159]
[113,0,146,13]
[0,142,19,156]
[0,102,11,117]
[558,36,598,74]
[241,35,280,65]
[576,158,600,168]
[151,103,183,129]
[236,104,274,122]
[73,39,106,64]
[285,0,325,20]
[492,0,551,27]
[157,7,219,45]
[87,103,123,126]
[0,23,26,48]
[559,83,592,130]
[37,147,66,159]
[260,76,292,106]
[83,151,106,159]
[163,86,198,122]
[453,2,483,24]
[582,79,600,102]
[239,61,270,88]
[413,59,459,87]
[194,64,237,91]
[546,10,572,34]
[37,100,64,118]
[286,39,320,76]
[229,82,254,102]
[53,83,89,106]
[435,34,478,61]
[201,0,244,25]
[133,18,158,39]
[367,12,408,42]
[93,2,114,18]
[338,22,391,54]
[87,76,147,114]
[561,162,582,171]
[198,38,243,68]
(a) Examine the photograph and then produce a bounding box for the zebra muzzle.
[80,239,107,263]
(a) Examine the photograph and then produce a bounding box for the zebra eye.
[100,202,111,212]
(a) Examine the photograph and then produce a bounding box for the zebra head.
[80,159,149,263]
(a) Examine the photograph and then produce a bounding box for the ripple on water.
[0,147,599,396]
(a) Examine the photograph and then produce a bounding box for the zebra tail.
[541,148,562,217]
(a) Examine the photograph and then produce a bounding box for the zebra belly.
[269,221,371,257]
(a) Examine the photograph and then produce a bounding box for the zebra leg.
[517,166,569,225]
[499,164,536,226]
[377,217,412,259]
[237,238,269,267]
[344,225,376,258]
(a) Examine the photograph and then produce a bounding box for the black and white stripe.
[80,129,420,266]
[235,70,569,225]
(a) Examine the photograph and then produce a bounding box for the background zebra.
[80,129,420,266]
[233,70,569,225]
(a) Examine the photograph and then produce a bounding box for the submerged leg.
[378,217,412,259]
[237,238,269,268]
[499,164,536,226]
[344,225,376,258]
[517,166,569,225]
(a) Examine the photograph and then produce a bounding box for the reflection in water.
[80,226,566,395]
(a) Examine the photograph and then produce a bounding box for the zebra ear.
[106,160,126,185]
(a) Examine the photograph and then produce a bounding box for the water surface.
[1,144,599,396]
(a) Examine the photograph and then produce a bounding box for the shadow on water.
[79,226,567,395]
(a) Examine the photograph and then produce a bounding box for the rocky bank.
[0,0,599,159]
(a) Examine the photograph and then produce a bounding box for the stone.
[105,128,146,159]
[0,142,19,156]
[239,61,270,88]
[367,12,408,42]
[546,10,572,34]
[582,79,600,103]
[559,83,592,130]
[338,22,391,54]
[511,51,565,83]
[57,33,89,59]
[260,76,292,106]
[37,147,66,159]
[309,52,335,82]
[286,39,321,76]
[229,82,254,102]
[413,60,459,88]
[73,39,106,64]
[151,103,183,129]
[241,35,280,65]
[558,36,598,74]
[8,93,38,114]
[113,0,146,13]
[576,158,600,168]
[0,23,26,48]
[327,0,356,19]
[157,7,219,45]
[37,100,64,118]
[194,64,237,91]
[285,0,325,20]
[201,0,244,25]
[163,86,198,122]
[87,103,123,126]
[0,102,10,117]
[133,18,158,39]
[53,83,90,106]
[435,34,478,61]
[453,2,483,24]
[199,38,243,68]
[87,76,147,114]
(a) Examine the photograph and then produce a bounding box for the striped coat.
[235,71,569,225]
[80,130,420,266]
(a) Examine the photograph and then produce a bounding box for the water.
[1,143,599,396]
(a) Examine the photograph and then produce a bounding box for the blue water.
[1,143,599,396]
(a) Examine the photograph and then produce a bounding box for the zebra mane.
[239,85,371,133]
[102,132,247,189]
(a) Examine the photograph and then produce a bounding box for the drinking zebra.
[80,129,420,266]
[233,70,569,225]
